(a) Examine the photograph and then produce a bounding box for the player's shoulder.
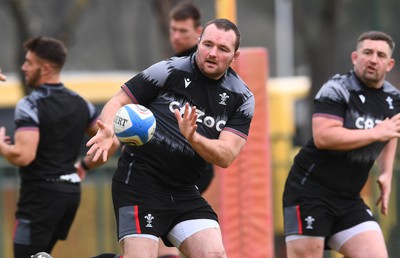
[221,67,253,96]
[148,55,191,71]
[382,80,400,95]
[140,55,192,83]
[315,72,354,100]
[61,84,91,102]
[328,71,353,85]
[17,86,46,108]
[323,71,360,91]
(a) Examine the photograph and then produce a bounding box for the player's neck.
[40,73,61,85]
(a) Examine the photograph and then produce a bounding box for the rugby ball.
[113,104,156,146]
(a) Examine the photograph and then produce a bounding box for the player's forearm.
[376,138,397,176]
[100,100,124,130]
[100,89,132,129]
[0,144,33,166]
[313,126,379,151]
[189,132,245,168]
[190,137,234,168]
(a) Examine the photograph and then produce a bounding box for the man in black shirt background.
[0,36,120,258]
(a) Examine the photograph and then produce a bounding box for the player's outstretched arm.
[313,114,400,151]
[86,89,131,162]
[0,126,39,166]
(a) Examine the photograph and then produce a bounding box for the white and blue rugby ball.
[113,104,156,146]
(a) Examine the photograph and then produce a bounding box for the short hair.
[201,18,241,51]
[23,36,67,70]
[169,1,201,27]
[357,31,395,53]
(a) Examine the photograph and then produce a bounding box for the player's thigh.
[121,236,159,258]
[158,240,180,256]
[339,229,388,258]
[179,227,226,258]
[285,236,325,258]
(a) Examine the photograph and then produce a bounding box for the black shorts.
[112,179,218,245]
[196,163,214,194]
[14,185,80,246]
[283,174,376,239]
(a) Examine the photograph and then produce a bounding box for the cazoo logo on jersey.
[355,117,382,129]
[169,101,226,131]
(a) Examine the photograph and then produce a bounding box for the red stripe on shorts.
[296,205,303,235]
[13,219,19,239]
[134,205,141,234]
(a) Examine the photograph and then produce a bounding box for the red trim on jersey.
[312,113,343,122]
[296,205,303,235]
[15,127,39,132]
[134,205,141,234]
[122,84,139,104]
[222,127,248,140]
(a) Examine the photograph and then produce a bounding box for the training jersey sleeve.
[313,75,348,121]
[14,96,39,130]
[85,100,99,127]
[122,60,171,105]
[223,94,255,139]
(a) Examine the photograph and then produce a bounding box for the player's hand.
[374,114,400,142]
[0,68,7,81]
[74,161,87,180]
[174,102,198,142]
[86,120,114,162]
[0,127,11,144]
[0,127,10,157]
[376,173,391,215]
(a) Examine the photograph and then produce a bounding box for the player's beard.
[362,69,382,85]
[26,68,41,88]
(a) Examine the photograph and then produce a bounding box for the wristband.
[81,159,90,171]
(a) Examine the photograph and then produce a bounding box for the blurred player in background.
[169,1,202,57]
[0,36,120,258]
[88,18,254,258]
[283,31,399,258]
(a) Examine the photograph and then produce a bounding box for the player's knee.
[197,246,226,258]
[180,244,226,258]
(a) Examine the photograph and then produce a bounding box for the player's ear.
[386,58,395,72]
[351,51,357,66]
[233,49,240,61]
[40,62,52,77]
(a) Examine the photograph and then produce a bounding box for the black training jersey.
[116,54,254,190]
[290,71,400,197]
[15,83,98,192]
